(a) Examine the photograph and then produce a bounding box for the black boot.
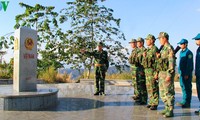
[149,105,157,110]
[94,91,100,96]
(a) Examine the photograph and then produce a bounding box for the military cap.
[145,34,156,41]
[97,42,104,46]
[136,37,144,42]
[192,33,200,40]
[177,39,188,44]
[157,32,169,39]
[129,39,136,43]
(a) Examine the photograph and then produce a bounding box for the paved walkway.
[0,83,199,120]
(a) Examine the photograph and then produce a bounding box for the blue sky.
[1,0,200,63]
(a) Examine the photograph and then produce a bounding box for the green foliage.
[0,1,128,76]
[59,0,128,74]
[14,3,64,71]
[0,59,13,79]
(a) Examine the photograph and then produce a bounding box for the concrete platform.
[0,83,199,120]
[0,85,58,111]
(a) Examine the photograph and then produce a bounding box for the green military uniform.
[128,39,139,100]
[84,42,109,95]
[157,32,175,117]
[142,34,159,110]
[135,37,147,104]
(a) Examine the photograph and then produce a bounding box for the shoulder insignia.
[188,54,192,59]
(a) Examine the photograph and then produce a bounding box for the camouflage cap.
[145,34,156,41]
[97,42,104,46]
[136,37,144,42]
[129,39,136,43]
[157,32,169,39]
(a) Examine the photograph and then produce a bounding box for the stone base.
[0,86,58,111]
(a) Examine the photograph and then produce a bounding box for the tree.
[59,0,128,78]
[14,3,64,71]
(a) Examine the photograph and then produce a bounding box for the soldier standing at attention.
[81,42,109,96]
[135,37,147,105]
[192,33,200,116]
[128,39,139,101]
[155,32,175,118]
[142,34,159,110]
[176,39,193,108]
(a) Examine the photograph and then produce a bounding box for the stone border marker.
[13,27,37,92]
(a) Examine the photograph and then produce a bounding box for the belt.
[95,64,105,67]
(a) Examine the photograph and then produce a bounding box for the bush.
[38,66,57,83]
[79,71,132,80]
[56,73,72,83]
[38,66,72,83]
[0,60,13,79]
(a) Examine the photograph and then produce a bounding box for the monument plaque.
[13,27,37,92]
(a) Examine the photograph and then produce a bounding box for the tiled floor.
[0,84,199,120]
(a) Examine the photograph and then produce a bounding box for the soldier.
[192,33,200,115]
[142,34,159,110]
[81,42,109,96]
[135,37,147,105]
[176,39,193,108]
[128,39,139,101]
[155,32,175,118]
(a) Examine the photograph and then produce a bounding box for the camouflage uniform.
[157,32,175,117]
[85,42,109,95]
[135,37,147,104]
[128,39,139,99]
[142,34,159,108]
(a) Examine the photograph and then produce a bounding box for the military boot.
[94,91,100,96]
[99,90,106,96]
[158,106,168,115]
[149,105,157,110]
[163,106,174,118]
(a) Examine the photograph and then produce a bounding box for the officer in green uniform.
[136,37,147,105]
[176,39,193,108]
[142,34,159,110]
[192,33,200,115]
[156,32,175,118]
[129,39,139,101]
[81,42,109,95]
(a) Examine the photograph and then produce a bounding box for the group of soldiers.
[81,32,200,118]
[129,32,200,118]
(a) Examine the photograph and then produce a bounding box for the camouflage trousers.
[95,67,106,93]
[144,68,159,106]
[131,66,139,97]
[158,71,175,111]
[137,67,147,103]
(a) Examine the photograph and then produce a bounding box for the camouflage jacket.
[85,50,109,69]
[136,47,146,67]
[156,43,175,77]
[142,45,158,69]
[129,48,138,66]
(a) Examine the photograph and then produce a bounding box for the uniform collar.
[181,48,188,52]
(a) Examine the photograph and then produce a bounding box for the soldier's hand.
[165,76,171,82]
[184,76,189,80]
[156,53,161,58]
[139,72,144,75]
[154,74,158,80]
[80,49,86,53]
[143,52,147,57]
